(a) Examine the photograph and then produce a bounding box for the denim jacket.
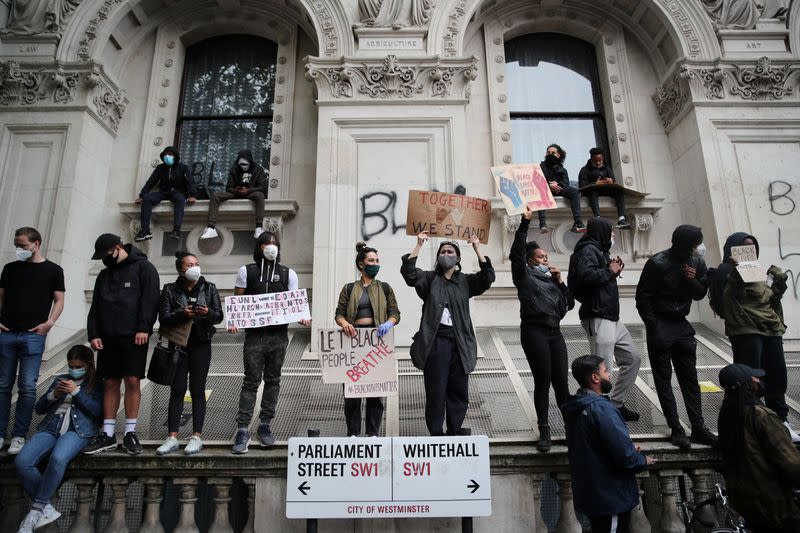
[35,375,103,439]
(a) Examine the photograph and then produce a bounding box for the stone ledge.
[118,199,300,227]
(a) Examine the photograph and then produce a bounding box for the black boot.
[536,425,552,453]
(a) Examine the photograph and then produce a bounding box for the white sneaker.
[200,227,218,240]
[34,504,60,530]
[8,437,25,455]
[784,421,800,443]
[17,509,42,533]
[254,227,264,239]
[156,436,180,456]
[184,435,203,455]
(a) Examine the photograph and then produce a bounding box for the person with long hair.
[401,233,495,436]
[510,207,574,452]
[717,363,800,532]
[15,345,103,532]
[536,144,585,234]
[334,242,401,436]
[156,252,223,455]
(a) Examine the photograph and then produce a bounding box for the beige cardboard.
[405,190,492,244]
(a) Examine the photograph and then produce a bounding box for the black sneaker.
[670,427,691,449]
[571,221,587,233]
[616,217,632,230]
[83,433,118,455]
[691,427,719,448]
[134,229,152,242]
[257,423,276,446]
[122,431,143,455]
[167,230,182,240]
[618,404,641,422]
[536,425,552,453]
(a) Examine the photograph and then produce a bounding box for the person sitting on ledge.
[536,144,585,234]
[578,147,631,229]
[134,146,196,242]
[201,149,269,240]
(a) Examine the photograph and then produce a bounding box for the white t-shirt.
[440,306,453,326]
[235,265,299,291]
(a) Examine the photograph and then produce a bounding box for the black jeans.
[167,340,212,433]
[730,334,788,420]
[344,395,384,436]
[538,185,583,225]
[424,335,469,436]
[589,511,631,533]
[236,329,289,427]
[586,188,626,218]
[140,190,186,232]
[520,323,569,427]
[646,318,704,430]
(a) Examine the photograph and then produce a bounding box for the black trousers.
[589,511,631,533]
[538,185,582,225]
[586,188,626,218]
[730,334,788,421]
[167,340,212,434]
[344,395,384,436]
[520,323,569,427]
[646,319,704,430]
[424,335,469,436]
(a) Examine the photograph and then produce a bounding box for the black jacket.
[510,217,573,326]
[138,146,197,198]
[159,277,223,342]
[568,218,620,321]
[636,225,708,325]
[87,245,160,339]
[226,149,268,195]
[541,158,571,189]
[578,160,616,188]
[401,254,495,374]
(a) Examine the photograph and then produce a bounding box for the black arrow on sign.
[467,480,480,494]
[298,481,310,495]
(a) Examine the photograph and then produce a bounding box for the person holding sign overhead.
[229,231,310,454]
[334,242,401,437]
[401,233,495,436]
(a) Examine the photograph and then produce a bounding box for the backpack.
[346,280,391,300]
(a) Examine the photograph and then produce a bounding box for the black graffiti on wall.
[767,179,800,300]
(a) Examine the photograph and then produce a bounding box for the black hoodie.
[708,232,758,318]
[578,159,616,188]
[540,156,571,189]
[568,218,620,321]
[87,244,161,339]
[226,149,269,195]
[138,146,197,198]
[636,225,708,324]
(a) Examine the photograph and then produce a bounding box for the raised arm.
[510,210,532,286]
[466,235,495,297]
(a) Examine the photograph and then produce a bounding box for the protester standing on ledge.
[536,144,585,234]
[561,355,654,533]
[401,233,495,436]
[577,147,631,229]
[335,242,400,437]
[510,207,574,452]
[636,225,718,449]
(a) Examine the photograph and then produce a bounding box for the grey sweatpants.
[582,318,641,407]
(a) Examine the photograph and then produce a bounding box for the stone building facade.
[0,0,798,350]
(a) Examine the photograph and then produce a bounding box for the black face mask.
[754,380,766,398]
[600,379,613,394]
[545,153,560,166]
[102,252,117,268]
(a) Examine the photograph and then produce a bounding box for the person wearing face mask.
[83,234,160,456]
[577,148,631,229]
[536,144,585,234]
[510,207,574,452]
[401,232,495,436]
[568,218,641,423]
[334,242,401,436]
[156,252,223,455]
[14,345,102,533]
[636,225,718,449]
[0,227,65,455]
[201,149,270,240]
[560,355,654,533]
[134,146,197,242]
[229,231,310,453]
[717,363,800,533]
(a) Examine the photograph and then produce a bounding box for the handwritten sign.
[405,190,492,244]
[318,328,397,398]
[490,164,557,215]
[731,245,767,283]
[224,290,310,329]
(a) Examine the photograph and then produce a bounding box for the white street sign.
[286,436,491,519]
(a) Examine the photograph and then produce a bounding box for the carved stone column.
[554,473,582,533]
[657,470,686,533]
[630,473,652,533]
[208,479,234,533]
[531,473,549,533]
[67,478,97,533]
[241,477,257,533]
[173,478,200,533]
[689,468,719,527]
[103,478,129,533]
[632,213,654,262]
[139,477,165,533]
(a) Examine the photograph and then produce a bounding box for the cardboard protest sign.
[730,245,768,283]
[490,164,557,215]
[405,190,492,244]
[224,289,310,329]
[318,328,398,398]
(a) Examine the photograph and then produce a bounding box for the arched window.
[176,34,278,198]
[505,33,609,180]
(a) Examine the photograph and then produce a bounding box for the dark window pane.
[511,118,600,179]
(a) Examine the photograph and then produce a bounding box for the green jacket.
[334,279,400,326]
[723,404,800,530]
[722,265,787,337]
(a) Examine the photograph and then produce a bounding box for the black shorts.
[97,336,148,379]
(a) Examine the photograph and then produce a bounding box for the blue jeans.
[15,428,90,506]
[0,332,45,439]
[140,190,186,232]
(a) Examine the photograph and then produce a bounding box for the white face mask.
[692,243,707,258]
[184,266,201,282]
[263,244,279,261]
[15,247,33,262]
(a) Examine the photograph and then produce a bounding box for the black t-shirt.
[0,260,65,332]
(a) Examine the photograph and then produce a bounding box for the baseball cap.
[718,364,766,390]
[92,233,122,260]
